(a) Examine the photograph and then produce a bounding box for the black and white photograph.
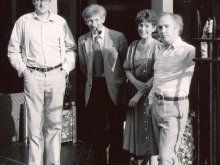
[0,0,220,165]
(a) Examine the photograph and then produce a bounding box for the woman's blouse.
[124,39,161,82]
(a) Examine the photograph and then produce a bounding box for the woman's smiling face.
[138,21,156,39]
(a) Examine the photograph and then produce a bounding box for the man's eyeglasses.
[34,0,50,5]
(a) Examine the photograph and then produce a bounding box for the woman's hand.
[133,79,149,92]
[126,71,149,92]
[128,92,143,108]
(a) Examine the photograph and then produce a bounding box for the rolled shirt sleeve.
[8,17,27,77]
[61,21,77,74]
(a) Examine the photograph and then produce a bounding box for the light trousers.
[152,97,189,165]
[24,68,66,165]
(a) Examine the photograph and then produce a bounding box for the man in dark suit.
[78,4,128,165]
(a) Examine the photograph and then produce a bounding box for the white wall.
[151,0,173,14]
[49,0,57,14]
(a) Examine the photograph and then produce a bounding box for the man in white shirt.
[148,13,195,165]
[8,0,77,164]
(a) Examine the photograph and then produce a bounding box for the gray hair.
[82,4,107,20]
[159,12,184,35]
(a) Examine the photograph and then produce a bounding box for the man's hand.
[60,68,68,78]
[22,68,32,77]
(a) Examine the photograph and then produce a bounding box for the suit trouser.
[84,77,124,165]
[24,68,66,165]
[152,97,189,165]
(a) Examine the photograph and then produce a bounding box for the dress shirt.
[92,27,105,48]
[149,37,195,104]
[8,12,76,76]
[92,27,105,76]
[27,13,62,67]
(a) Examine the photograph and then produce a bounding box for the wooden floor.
[0,141,95,165]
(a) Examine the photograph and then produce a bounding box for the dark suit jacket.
[78,26,128,106]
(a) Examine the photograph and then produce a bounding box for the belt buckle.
[155,93,163,105]
[39,66,47,72]
[155,93,164,105]
[156,93,163,100]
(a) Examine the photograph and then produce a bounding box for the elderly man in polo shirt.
[7,0,77,164]
[147,13,195,165]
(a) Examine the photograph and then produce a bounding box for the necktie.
[93,36,104,76]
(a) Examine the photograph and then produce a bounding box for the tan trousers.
[152,97,189,165]
[24,68,66,165]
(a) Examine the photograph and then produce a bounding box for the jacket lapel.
[103,28,118,71]
[83,33,94,75]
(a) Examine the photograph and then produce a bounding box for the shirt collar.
[171,37,182,48]
[34,11,54,22]
[162,36,182,49]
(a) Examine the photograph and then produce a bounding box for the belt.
[27,63,62,72]
[155,93,188,101]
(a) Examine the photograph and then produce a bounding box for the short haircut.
[159,12,184,35]
[82,4,107,20]
[135,9,158,26]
